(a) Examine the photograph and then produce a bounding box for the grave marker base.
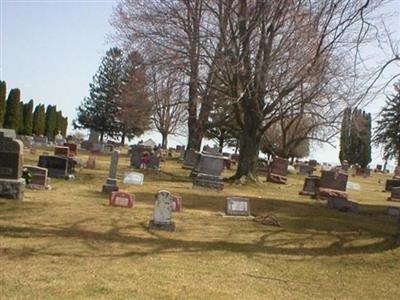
[148,220,175,232]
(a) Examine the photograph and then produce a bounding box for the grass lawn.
[1,149,400,299]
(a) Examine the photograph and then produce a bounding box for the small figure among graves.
[0,132,25,200]
[149,190,175,231]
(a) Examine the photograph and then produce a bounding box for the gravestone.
[123,172,144,185]
[0,132,24,200]
[182,149,198,170]
[54,146,69,157]
[256,159,269,176]
[149,190,175,231]
[376,164,383,172]
[38,155,70,178]
[318,170,348,200]
[395,166,400,178]
[327,198,358,213]
[179,149,185,162]
[171,194,182,212]
[225,197,250,216]
[299,176,320,196]
[109,191,134,208]
[0,128,16,139]
[341,160,349,172]
[34,135,48,146]
[298,163,311,176]
[191,153,224,177]
[384,179,400,192]
[86,155,96,169]
[267,157,288,184]
[24,165,49,189]
[148,155,160,169]
[389,187,400,202]
[193,173,224,190]
[355,167,371,177]
[64,142,78,156]
[55,132,65,146]
[386,206,400,217]
[102,150,119,193]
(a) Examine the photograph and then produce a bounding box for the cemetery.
[1,145,400,299]
[2,0,400,299]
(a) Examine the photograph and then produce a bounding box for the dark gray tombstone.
[149,190,175,231]
[38,155,69,178]
[182,149,198,170]
[319,170,348,191]
[389,187,400,202]
[327,198,358,213]
[24,165,49,189]
[299,176,320,196]
[384,179,400,192]
[193,173,224,190]
[0,132,24,200]
[102,150,119,193]
[191,153,224,177]
[298,163,311,176]
[225,197,250,216]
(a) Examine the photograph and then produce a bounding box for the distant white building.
[143,138,157,148]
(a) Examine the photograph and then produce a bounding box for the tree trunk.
[218,132,224,153]
[121,132,126,146]
[233,130,260,181]
[187,124,203,151]
[100,132,104,143]
[161,132,168,149]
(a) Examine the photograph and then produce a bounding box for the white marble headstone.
[153,190,172,224]
[123,172,144,185]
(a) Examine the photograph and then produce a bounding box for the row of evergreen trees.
[0,81,68,140]
[339,107,372,168]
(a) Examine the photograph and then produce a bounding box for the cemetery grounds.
[1,148,400,299]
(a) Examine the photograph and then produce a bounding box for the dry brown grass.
[1,148,400,299]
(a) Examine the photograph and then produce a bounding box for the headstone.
[38,155,70,178]
[395,166,400,177]
[299,176,320,196]
[64,142,78,156]
[267,157,288,184]
[298,163,311,176]
[86,155,96,169]
[389,187,400,202]
[34,135,48,146]
[355,167,370,177]
[256,159,269,176]
[24,165,49,189]
[0,132,24,200]
[148,155,160,169]
[376,164,383,172]
[193,173,224,190]
[385,179,400,192]
[318,170,348,200]
[0,128,16,139]
[225,197,250,216]
[386,206,400,217]
[341,160,349,172]
[54,146,69,157]
[327,198,358,213]
[55,132,65,146]
[191,153,224,177]
[102,150,119,193]
[171,194,182,212]
[179,149,185,162]
[149,190,175,231]
[308,159,318,167]
[123,172,144,185]
[17,135,34,147]
[182,149,198,170]
[109,191,134,208]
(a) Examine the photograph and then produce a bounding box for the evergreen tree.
[45,105,57,140]
[61,116,68,136]
[339,107,351,162]
[33,104,46,135]
[117,50,150,144]
[374,83,400,164]
[4,89,21,130]
[17,101,24,134]
[0,81,6,127]
[23,100,34,135]
[74,47,123,142]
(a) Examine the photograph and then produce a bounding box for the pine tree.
[0,81,6,127]
[117,50,151,144]
[339,107,351,162]
[375,83,400,164]
[4,89,21,130]
[33,104,46,136]
[74,47,123,142]
[23,100,34,135]
[45,105,57,140]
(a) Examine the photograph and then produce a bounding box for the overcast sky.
[1,0,399,166]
